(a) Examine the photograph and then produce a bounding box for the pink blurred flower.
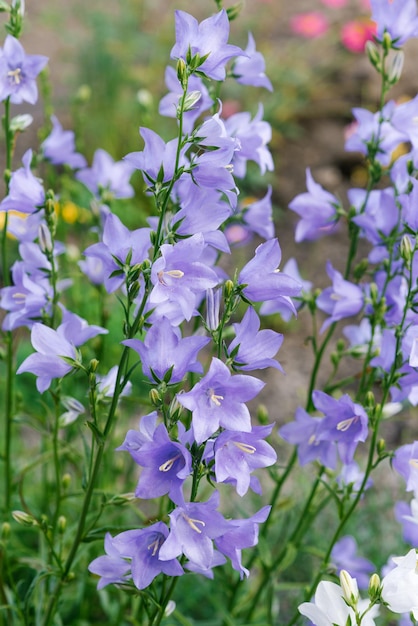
[341,19,376,52]
[321,0,348,7]
[290,12,329,38]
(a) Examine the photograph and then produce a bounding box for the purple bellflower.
[96,365,132,399]
[58,309,108,346]
[238,238,301,311]
[370,0,418,46]
[316,261,364,332]
[233,33,273,91]
[149,233,219,323]
[262,257,312,321]
[170,10,244,81]
[76,149,135,200]
[123,318,209,384]
[0,261,52,330]
[124,127,181,188]
[0,35,48,104]
[395,501,418,546]
[0,150,45,214]
[337,461,373,495]
[83,212,151,293]
[392,441,418,495]
[130,423,192,505]
[279,406,337,469]
[41,115,87,169]
[177,357,264,444]
[331,536,374,590]
[158,492,232,570]
[241,186,274,240]
[313,390,369,465]
[215,506,271,579]
[288,168,340,242]
[212,425,277,496]
[228,306,284,371]
[224,105,274,178]
[116,412,159,461]
[89,523,183,590]
[17,322,79,392]
[350,188,398,263]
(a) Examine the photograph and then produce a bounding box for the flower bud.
[383,31,392,52]
[177,58,188,87]
[57,516,67,534]
[75,84,92,104]
[365,41,381,69]
[400,234,413,265]
[388,51,404,83]
[10,114,33,133]
[38,223,53,254]
[182,90,202,112]
[206,287,221,331]
[257,404,269,425]
[368,573,381,602]
[377,439,386,455]
[224,279,234,300]
[150,388,162,407]
[12,510,37,527]
[165,601,176,617]
[1,522,11,540]
[62,473,72,489]
[340,570,359,606]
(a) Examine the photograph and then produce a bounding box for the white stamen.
[159,454,181,472]
[8,68,22,85]
[337,416,358,432]
[183,514,206,534]
[233,441,256,454]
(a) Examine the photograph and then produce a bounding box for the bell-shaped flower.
[58,309,107,346]
[242,185,274,240]
[279,406,337,469]
[130,423,192,505]
[170,10,244,81]
[232,33,273,91]
[381,549,418,619]
[123,318,209,384]
[215,506,271,578]
[83,212,151,293]
[0,35,48,104]
[0,150,45,214]
[158,492,231,570]
[89,523,183,590]
[149,233,219,323]
[117,412,159,460]
[124,127,181,188]
[212,425,277,496]
[331,536,374,590]
[289,168,340,242]
[177,357,264,444]
[392,441,418,495]
[238,238,301,310]
[228,306,284,371]
[0,261,52,330]
[316,261,364,332]
[17,323,80,392]
[41,115,86,169]
[370,0,418,46]
[76,148,135,200]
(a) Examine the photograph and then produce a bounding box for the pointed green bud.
[366,41,381,69]
[340,570,359,607]
[224,279,234,299]
[57,516,67,535]
[226,2,243,21]
[368,573,381,602]
[62,473,72,489]
[177,59,188,88]
[400,234,413,265]
[388,50,404,83]
[10,113,33,133]
[150,388,162,407]
[383,31,393,52]
[365,391,375,409]
[12,510,37,527]
[377,439,386,455]
[1,522,11,540]
[183,90,202,112]
[257,404,269,425]
[0,0,10,12]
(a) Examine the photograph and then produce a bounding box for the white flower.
[298,580,378,626]
[381,549,418,618]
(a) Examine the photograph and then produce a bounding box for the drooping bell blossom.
[395,500,418,546]
[228,306,284,371]
[170,186,231,253]
[58,309,108,346]
[341,19,376,53]
[350,188,399,263]
[0,35,48,104]
[149,233,219,323]
[116,412,159,461]
[224,105,273,178]
[215,506,271,578]
[288,169,340,242]
[331,536,374,589]
[241,185,274,240]
[392,441,418,495]
[238,238,302,307]
[170,10,244,81]
[0,150,45,214]
[313,391,369,464]
[159,66,213,133]
[130,423,192,505]
[6,210,44,243]
[370,0,418,46]
[391,95,418,151]
[59,396,85,428]
[76,149,135,200]
[212,425,277,496]
[381,549,418,618]
[78,255,106,286]
[17,322,79,392]
[158,492,232,570]
[232,33,273,91]
[89,523,183,590]
[96,365,132,398]
[123,318,210,384]
[177,357,264,444]
[298,579,379,625]
[337,461,373,495]
[185,550,226,579]
[0,262,52,330]
[343,318,380,357]
[41,115,87,169]
[279,406,337,469]
[124,127,182,188]
[290,12,329,39]
[345,102,406,166]
[83,212,151,293]
[262,256,312,320]
[316,261,364,332]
